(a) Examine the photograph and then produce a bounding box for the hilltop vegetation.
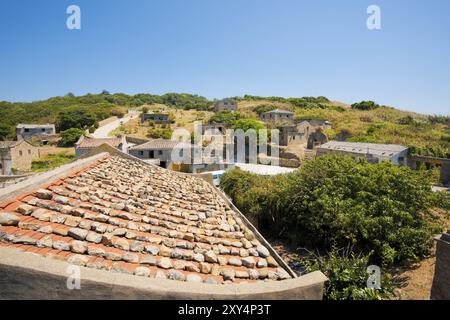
[0,92,448,158]
[236,97,449,158]
[0,92,213,140]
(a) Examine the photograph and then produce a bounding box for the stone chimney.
[431,230,450,300]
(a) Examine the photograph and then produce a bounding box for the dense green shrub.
[253,105,277,115]
[220,155,440,266]
[232,119,265,132]
[0,123,13,140]
[57,109,98,131]
[59,128,85,147]
[208,111,240,124]
[303,247,395,300]
[432,191,450,210]
[351,101,380,111]
[147,128,173,139]
[111,108,125,118]
[428,115,450,125]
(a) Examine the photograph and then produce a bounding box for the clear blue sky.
[0,0,449,114]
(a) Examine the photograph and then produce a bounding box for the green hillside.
[0,92,448,158]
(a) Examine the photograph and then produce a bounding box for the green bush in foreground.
[303,247,395,300]
[220,155,440,266]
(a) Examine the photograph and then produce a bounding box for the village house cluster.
[0,98,449,300]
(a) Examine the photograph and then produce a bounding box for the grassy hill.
[1,92,448,158]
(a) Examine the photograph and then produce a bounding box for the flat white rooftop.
[318,141,408,157]
[235,163,297,175]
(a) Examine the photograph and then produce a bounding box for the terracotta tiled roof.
[129,139,183,151]
[0,155,292,284]
[76,137,123,149]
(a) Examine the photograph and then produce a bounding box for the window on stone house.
[19,151,23,156]
[28,149,31,155]
[139,151,144,156]
[158,150,163,156]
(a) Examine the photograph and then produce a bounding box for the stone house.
[316,141,409,165]
[128,139,182,169]
[213,99,238,112]
[75,136,127,159]
[140,113,173,124]
[307,130,328,149]
[296,120,331,138]
[260,109,294,123]
[201,123,232,136]
[16,124,56,140]
[431,230,450,299]
[278,119,331,147]
[0,140,39,175]
[279,125,307,146]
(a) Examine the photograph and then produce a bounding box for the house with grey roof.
[128,139,183,169]
[316,141,409,165]
[140,113,174,124]
[16,124,56,140]
[260,109,294,123]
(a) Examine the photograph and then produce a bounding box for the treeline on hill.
[235,95,346,112]
[0,92,213,140]
[220,155,450,299]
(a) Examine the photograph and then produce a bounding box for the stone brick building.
[278,119,331,147]
[75,136,127,159]
[213,99,238,112]
[140,113,173,124]
[260,109,294,123]
[316,142,409,165]
[0,140,39,175]
[128,139,182,169]
[431,231,450,300]
[16,124,56,140]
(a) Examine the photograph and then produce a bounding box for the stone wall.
[431,231,450,300]
[0,247,327,300]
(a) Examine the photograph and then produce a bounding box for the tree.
[253,105,276,116]
[111,108,125,118]
[209,111,240,125]
[147,128,173,139]
[0,124,12,141]
[351,101,380,111]
[59,128,85,147]
[232,119,265,132]
[303,247,394,300]
[56,109,97,131]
